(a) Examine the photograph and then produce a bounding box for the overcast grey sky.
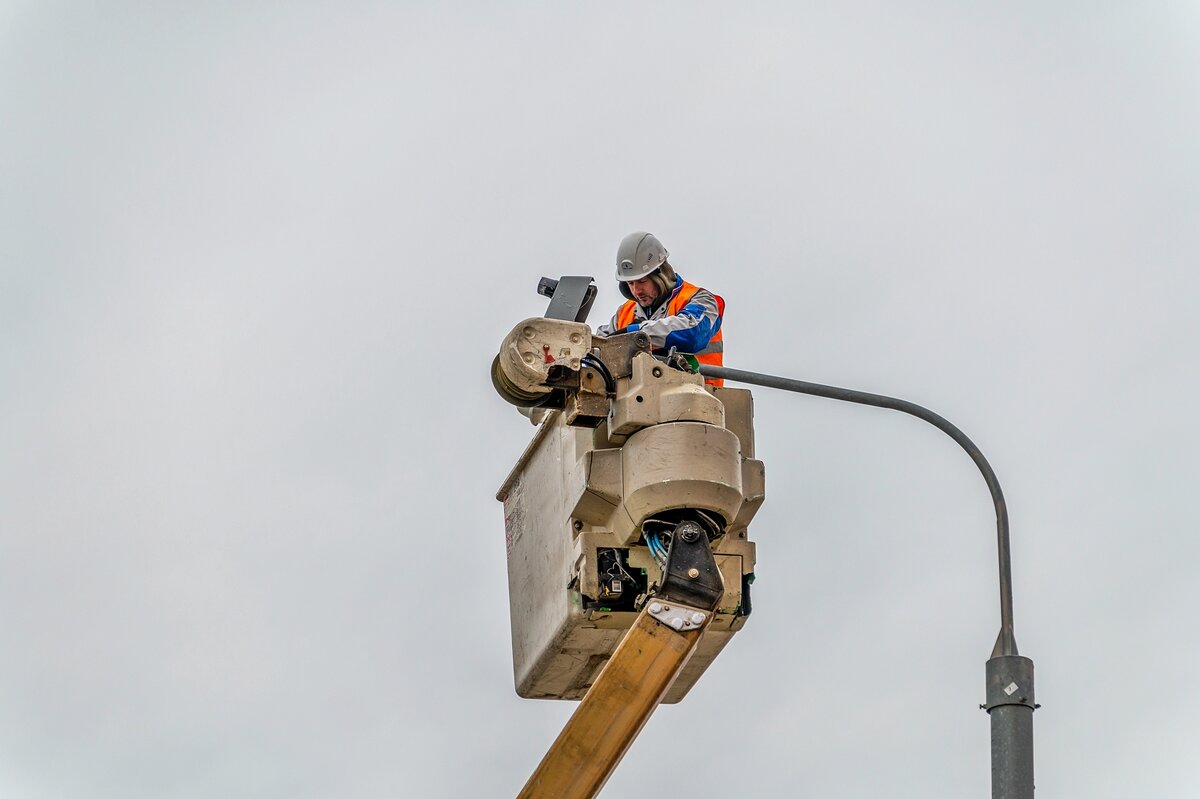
[2,2,1198,797]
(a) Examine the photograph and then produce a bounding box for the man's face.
[628,275,659,307]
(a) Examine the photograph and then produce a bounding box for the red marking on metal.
[542,344,554,364]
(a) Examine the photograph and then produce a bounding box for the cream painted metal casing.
[497,317,593,400]
[497,360,765,704]
[608,353,726,436]
[615,422,744,546]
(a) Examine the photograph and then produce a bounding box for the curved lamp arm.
[699,364,1017,656]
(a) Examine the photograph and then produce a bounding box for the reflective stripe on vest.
[615,280,724,386]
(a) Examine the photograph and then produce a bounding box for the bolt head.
[687,567,700,579]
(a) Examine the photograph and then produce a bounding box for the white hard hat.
[615,232,669,282]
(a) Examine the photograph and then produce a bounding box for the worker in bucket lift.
[596,232,725,387]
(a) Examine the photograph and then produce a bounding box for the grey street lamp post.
[699,364,1036,799]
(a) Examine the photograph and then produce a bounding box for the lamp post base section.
[985,654,1036,799]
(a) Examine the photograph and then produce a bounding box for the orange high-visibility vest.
[616,280,724,387]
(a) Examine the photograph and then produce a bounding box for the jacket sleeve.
[633,288,723,352]
[595,309,622,337]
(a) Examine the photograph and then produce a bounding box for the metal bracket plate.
[658,520,725,611]
[592,331,652,380]
[540,275,597,324]
[645,600,709,632]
